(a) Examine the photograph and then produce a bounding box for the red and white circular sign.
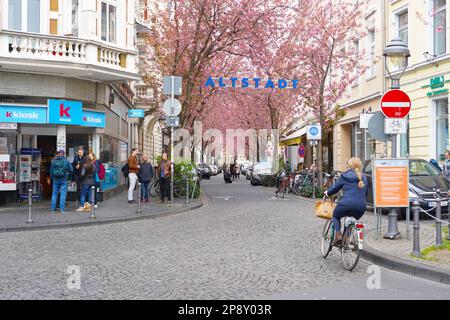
[380,89,411,118]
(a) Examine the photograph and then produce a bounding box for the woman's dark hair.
[83,158,94,174]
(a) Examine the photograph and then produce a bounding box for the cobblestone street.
[0,177,449,300]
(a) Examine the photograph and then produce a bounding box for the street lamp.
[383,37,410,89]
[383,38,410,240]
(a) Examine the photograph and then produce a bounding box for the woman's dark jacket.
[138,163,154,182]
[326,170,368,212]
[81,161,97,187]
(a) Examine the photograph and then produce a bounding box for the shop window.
[435,98,448,161]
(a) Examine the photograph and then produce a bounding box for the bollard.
[384,208,400,240]
[435,190,443,246]
[90,186,96,219]
[137,183,142,213]
[412,201,421,257]
[185,177,190,204]
[26,188,33,224]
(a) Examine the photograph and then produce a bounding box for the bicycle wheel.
[341,225,360,271]
[321,219,333,258]
[174,180,186,198]
[281,181,287,199]
[153,179,160,195]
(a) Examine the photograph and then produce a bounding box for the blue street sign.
[307,124,321,140]
[128,109,145,118]
[0,105,47,124]
[48,99,83,125]
[82,111,106,128]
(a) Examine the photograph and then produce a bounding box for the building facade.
[0,0,139,203]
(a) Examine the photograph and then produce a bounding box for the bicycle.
[275,175,289,199]
[321,206,365,271]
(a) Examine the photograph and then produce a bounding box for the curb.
[0,202,204,234]
[361,237,450,285]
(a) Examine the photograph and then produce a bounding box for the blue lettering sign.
[0,105,47,124]
[205,77,215,88]
[128,109,145,118]
[82,111,106,128]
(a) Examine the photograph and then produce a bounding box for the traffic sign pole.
[170,76,174,207]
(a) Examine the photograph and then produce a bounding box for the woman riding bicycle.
[324,157,367,246]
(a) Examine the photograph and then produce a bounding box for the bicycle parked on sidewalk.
[320,198,365,271]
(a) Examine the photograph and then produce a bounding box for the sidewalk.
[0,191,204,233]
[362,218,450,284]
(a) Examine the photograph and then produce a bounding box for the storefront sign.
[128,109,145,118]
[0,122,18,130]
[373,159,409,208]
[427,88,449,97]
[204,77,300,89]
[0,105,47,124]
[82,111,106,128]
[48,99,83,125]
[430,76,445,89]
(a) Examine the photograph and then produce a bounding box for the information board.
[373,159,409,208]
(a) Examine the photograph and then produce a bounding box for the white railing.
[4,31,87,62]
[1,30,135,71]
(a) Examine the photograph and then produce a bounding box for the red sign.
[380,89,411,118]
[298,145,305,158]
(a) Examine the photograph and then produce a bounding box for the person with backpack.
[76,155,97,212]
[50,149,73,214]
[127,148,140,203]
[138,154,154,203]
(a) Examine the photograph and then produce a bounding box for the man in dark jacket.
[156,153,172,203]
[72,148,86,204]
[50,150,73,213]
[138,154,154,203]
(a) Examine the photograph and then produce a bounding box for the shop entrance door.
[37,136,57,199]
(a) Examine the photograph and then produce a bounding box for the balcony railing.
[0,30,138,81]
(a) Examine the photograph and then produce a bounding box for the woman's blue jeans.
[140,181,150,201]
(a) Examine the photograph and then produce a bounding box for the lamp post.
[383,37,410,240]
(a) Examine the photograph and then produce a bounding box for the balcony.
[135,85,157,106]
[0,30,139,82]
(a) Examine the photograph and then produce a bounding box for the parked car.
[197,163,213,179]
[250,162,275,186]
[240,161,253,175]
[362,159,450,219]
[208,164,217,175]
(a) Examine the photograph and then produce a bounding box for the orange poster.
[374,159,409,208]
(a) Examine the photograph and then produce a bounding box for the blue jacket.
[50,156,73,181]
[326,170,368,211]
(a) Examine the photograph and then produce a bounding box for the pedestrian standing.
[138,154,154,203]
[50,150,73,214]
[156,153,171,203]
[230,163,235,180]
[235,164,240,179]
[72,148,86,204]
[127,148,140,203]
[76,156,97,212]
[90,152,105,209]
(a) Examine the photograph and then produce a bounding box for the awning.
[280,127,306,146]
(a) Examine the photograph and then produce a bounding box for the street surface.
[0,176,449,299]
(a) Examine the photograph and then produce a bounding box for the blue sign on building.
[82,111,106,128]
[128,109,145,118]
[0,105,47,124]
[48,99,83,125]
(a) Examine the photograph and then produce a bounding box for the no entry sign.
[380,89,411,118]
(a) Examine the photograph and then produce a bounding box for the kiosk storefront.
[0,100,124,204]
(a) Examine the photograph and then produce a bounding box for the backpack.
[98,162,106,180]
[52,158,67,178]
[121,163,129,178]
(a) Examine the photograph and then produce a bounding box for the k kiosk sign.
[48,100,83,125]
[0,105,47,124]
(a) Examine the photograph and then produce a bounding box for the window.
[398,11,408,45]
[8,0,22,30]
[101,2,117,43]
[72,0,79,37]
[367,30,376,77]
[434,0,446,56]
[436,98,448,161]
[8,0,41,32]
